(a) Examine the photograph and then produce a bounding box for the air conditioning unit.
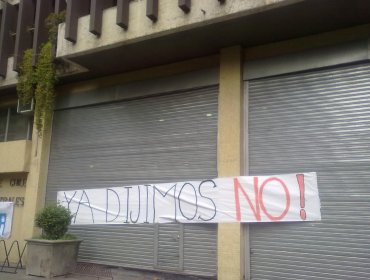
[17,98,34,115]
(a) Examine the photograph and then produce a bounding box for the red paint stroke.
[296,174,306,220]
[234,177,261,221]
[259,177,291,221]
[234,177,291,222]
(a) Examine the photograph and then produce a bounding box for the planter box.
[25,239,82,278]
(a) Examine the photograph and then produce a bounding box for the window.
[0,108,7,141]
[0,106,32,142]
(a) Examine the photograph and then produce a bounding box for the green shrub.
[35,204,73,240]
[16,12,65,136]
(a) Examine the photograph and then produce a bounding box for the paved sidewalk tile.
[0,267,214,280]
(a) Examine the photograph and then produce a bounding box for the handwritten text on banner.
[57,173,321,224]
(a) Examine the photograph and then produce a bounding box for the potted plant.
[26,204,82,278]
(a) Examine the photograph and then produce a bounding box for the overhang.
[59,0,370,83]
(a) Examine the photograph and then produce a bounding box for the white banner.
[0,202,14,239]
[57,173,321,224]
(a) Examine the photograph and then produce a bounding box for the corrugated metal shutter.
[248,63,370,280]
[183,224,217,275]
[155,224,183,271]
[46,86,218,276]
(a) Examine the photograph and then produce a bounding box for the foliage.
[16,12,65,135]
[33,233,77,241]
[16,49,36,106]
[61,233,77,240]
[46,11,66,43]
[35,204,73,240]
[34,42,56,132]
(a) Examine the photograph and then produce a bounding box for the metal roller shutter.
[46,86,218,276]
[183,224,217,275]
[248,63,370,280]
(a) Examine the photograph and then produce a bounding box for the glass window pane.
[7,107,30,141]
[0,108,7,142]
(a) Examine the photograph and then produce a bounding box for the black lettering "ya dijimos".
[62,180,217,224]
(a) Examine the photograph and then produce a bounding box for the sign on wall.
[58,172,321,225]
[0,202,14,238]
[0,176,26,207]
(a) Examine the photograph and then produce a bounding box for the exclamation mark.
[296,174,306,220]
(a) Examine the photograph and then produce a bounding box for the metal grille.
[46,86,218,275]
[248,62,370,280]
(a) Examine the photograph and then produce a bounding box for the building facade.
[0,0,370,279]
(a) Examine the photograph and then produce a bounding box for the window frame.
[0,106,33,142]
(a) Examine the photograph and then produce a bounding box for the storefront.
[45,69,219,276]
[0,1,369,279]
[0,175,27,261]
[0,101,32,263]
[244,40,370,279]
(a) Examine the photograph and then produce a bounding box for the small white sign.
[0,202,14,239]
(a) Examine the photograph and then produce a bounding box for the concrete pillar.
[217,46,244,280]
[21,125,53,240]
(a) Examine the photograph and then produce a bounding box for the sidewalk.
[0,266,214,280]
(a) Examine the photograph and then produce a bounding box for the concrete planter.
[25,239,82,278]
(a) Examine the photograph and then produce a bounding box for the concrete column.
[21,125,53,240]
[217,46,244,280]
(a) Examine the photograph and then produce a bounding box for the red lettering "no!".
[234,177,291,222]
